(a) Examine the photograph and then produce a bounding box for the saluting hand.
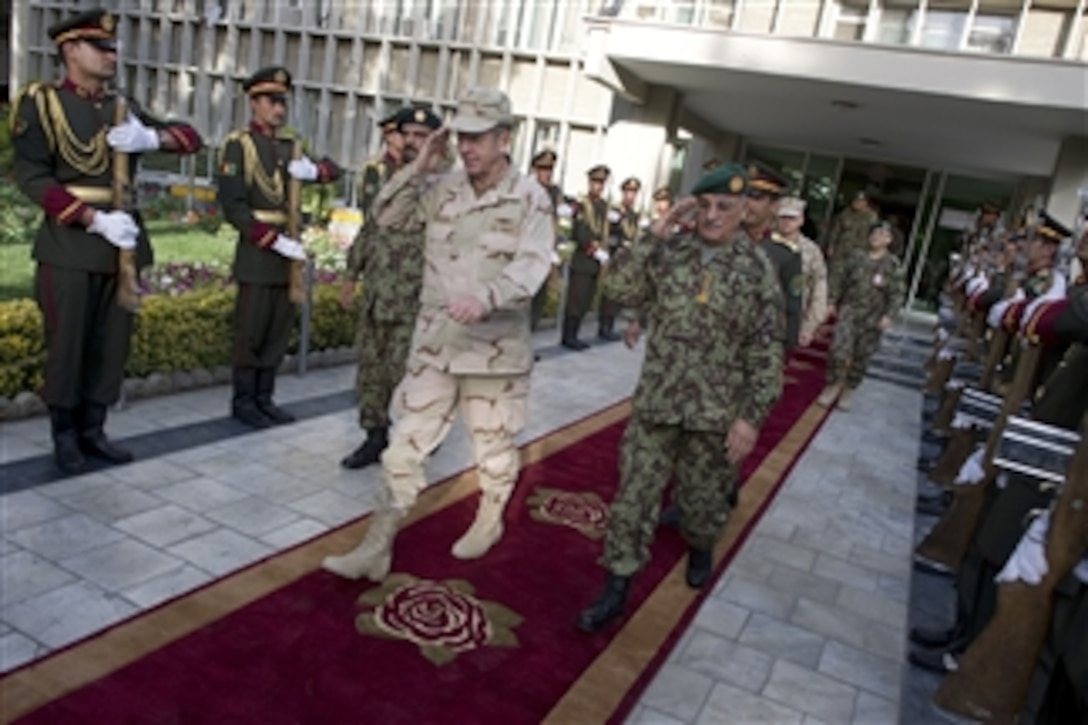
[651,196,697,238]
[415,125,451,175]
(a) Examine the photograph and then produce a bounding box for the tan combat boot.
[322,505,405,582]
[817,382,842,407]
[451,490,511,560]
[837,387,854,410]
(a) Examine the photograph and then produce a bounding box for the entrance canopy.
[584,18,1087,178]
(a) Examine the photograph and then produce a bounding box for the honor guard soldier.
[563,164,612,350]
[529,149,562,333]
[216,66,342,428]
[341,107,442,470]
[11,8,203,474]
[341,107,404,305]
[743,163,803,350]
[598,176,642,341]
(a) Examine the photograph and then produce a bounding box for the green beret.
[691,163,748,196]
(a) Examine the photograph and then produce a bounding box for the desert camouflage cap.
[449,87,514,134]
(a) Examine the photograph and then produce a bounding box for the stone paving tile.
[155,476,251,513]
[167,529,273,577]
[688,598,751,640]
[765,562,842,605]
[113,504,218,549]
[792,597,905,661]
[0,550,76,607]
[59,539,186,592]
[695,681,805,724]
[0,489,74,532]
[2,581,137,650]
[639,663,714,723]
[6,513,125,561]
[203,495,302,537]
[761,659,859,723]
[57,483,165,524]
[817,640,904,701]
[676,628,775,693]
[121,565,215,610]
[0,630,44,672]
[716,575,798,620]
[737,612,827,669]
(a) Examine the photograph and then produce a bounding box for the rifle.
[933,412,1088,723]
[112,96,140,312]
[287,138,305,304]
[914,338,1042,572]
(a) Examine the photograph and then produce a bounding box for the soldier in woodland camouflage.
[826,189,878,261]
[818,220,906,410]
[323,88,553,582]
[340,108,442,470]
[577,164,785,633]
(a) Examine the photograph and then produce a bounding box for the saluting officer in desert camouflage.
[323,88,554,582]
[339,107,443,470]
[577,164,785,633]
[818,220,906,410]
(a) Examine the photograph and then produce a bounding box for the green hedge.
[0,284,357,398]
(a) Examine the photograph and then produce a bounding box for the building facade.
[7,0,1087,310]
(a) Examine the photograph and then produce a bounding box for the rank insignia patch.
[220,161,238,176]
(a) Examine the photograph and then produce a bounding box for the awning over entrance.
[584,18,1087,177]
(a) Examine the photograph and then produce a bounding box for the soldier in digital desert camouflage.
[576,163,785,633]
[323,88,554,582]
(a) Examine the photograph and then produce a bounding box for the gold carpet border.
[0,401,633,723]
[544,402,828,724]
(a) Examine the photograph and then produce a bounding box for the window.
[876,0,921,45]
[920,0,972,50]
[833,0,871,41]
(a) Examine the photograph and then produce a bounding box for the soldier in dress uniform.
[322,87,553,581]
[340,107,442,470]
[826,189,878,261]
[776,197,829,347]
[216,66,342,428]
[818,220,906,410]
[743,163,803,350]
[598,176,642,342]
[576,164,785,632]
[341,107,404,308]
[11,8,203,474]
[562,164,611,350]
[529,149,562,333]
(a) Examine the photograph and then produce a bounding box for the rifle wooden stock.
[966,314,987,361]
[931,387,964,434]
[287,140,305,305]
[926,356,955,396]
[980,328,1009,392]
[933,414,1088,723]
[112,97,140,312]
[915,341,1042,572]
[928,427,978,487]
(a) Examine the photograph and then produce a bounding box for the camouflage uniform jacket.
[345,153,399,281]
[603,230,785,431]
[830,249,906,322]
[372,163,555,376]
[796,234,829,341]
[828,207,878,258]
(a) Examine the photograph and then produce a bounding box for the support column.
[600,85,678,201]
[1046,135,1088,227]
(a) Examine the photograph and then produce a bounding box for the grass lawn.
[0,221,235,302]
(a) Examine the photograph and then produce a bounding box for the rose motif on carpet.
[355,574,522,666]
[526,487,609,539]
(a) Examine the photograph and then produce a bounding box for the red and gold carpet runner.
[1,347,831,723]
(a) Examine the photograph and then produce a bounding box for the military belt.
[252,210,288,225]
[65,185,113,204]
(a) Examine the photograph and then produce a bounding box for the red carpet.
[3,348,831,724]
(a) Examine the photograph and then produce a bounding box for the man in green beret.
[216,65,342,428]
[12,8,203,474]
[341,106,442,469]
[577,163,785,632]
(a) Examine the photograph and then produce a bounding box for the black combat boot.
[597,317,620,342]
[561,317,589,351]
[576,573,630,633]
[341,427,389,469]
[78,402,134,464]
[255,367,295,424]
[49,407,85,475]
[686,547,713,589]
[232,367,273,429]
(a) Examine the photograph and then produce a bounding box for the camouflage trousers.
[827,309,884,388]
[354,312,415,430]
[381,362,530,512]
[603,418,736,576]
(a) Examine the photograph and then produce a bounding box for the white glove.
[106,113,160,153]
[987,289,1024,329]
[953,446,987,486]
[995,511,1050,586]
[271,235,306,261]
[593,248,610,264]
[607,209,621,223]
[87,210,138,250]
[287,157,319,181]
[556,203,573,219]
[550,250,561,265]
[1075,556,1088,584]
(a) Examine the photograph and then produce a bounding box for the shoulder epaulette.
[771,232,800,253]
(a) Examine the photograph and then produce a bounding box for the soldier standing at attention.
[826,189,878,261]
[216,67,342,428]
[528,149,562,333]
[743,164,803,350]
[340,108,442,470]
[597,177,642,342]
[340,108,403,309]
[576,164,784,632]
[562,165,612,350]
[11,8,203,474]
[776,197,829,347]
[322,88,554,581]
[818,220,906,410]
